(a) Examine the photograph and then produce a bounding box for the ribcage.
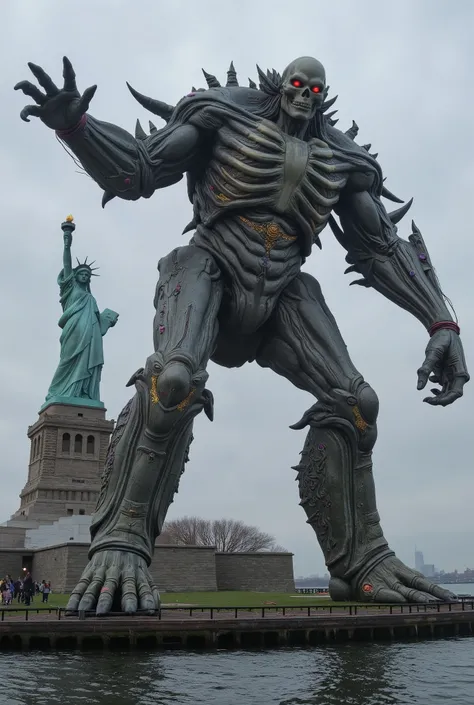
[197,116,349,244]
[207,118,285,205]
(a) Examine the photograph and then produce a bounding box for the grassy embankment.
[7,591,332,609]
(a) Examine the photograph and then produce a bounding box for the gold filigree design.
[239,216,297,254]
[150,375,194,411]
[352,406,368,433]
[177,387,196,412]
[216,192,230,202]
[150,375,160,405]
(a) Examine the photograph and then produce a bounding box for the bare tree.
[158,516,286,552]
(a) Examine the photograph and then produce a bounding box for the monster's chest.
[199,118,348,235]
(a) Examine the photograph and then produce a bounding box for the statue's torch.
[61,214,76,236]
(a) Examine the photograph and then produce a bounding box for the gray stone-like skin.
[15,56,469,613]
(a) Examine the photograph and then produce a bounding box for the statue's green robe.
[45,269,104,403]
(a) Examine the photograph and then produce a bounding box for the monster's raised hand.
[14,56,97,130]
[417,329,470,406]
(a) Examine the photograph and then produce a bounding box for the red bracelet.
[429,321,460,337]
[56,113,87,138]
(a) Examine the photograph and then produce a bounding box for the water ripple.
[1,638,474,704]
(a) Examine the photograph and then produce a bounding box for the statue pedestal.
[10,402,115,524]
[40,396,105,412]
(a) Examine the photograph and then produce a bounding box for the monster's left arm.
[332,180,469,405]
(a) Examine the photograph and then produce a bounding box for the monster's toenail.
[362,583,373,593]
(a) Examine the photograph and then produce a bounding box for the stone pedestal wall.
[215,552,295,592]
[28,544,295,594]
[149,546,217,592]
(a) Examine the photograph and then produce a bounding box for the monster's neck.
[276,112,310,139]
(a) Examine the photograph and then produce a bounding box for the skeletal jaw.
[290,99,312,111]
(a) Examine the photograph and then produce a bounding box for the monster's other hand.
[66,550,160,615]
[14,56,97,130]
[417,329,470,406]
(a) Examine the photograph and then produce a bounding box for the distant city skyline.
[296,546,474,584]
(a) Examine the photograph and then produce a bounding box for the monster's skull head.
[280,56,327,123]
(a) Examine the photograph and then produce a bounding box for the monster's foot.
[330,555,457,604]
[66,550,160,616]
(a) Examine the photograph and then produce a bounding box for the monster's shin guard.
[294,403,394,600]
[89,370,210,565]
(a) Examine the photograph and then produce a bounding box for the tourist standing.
[23,572,33,606]
[42,582,51,603]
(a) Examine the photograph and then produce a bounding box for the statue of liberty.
[42,216,119,410]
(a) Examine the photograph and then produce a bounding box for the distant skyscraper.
[415,550,424,572]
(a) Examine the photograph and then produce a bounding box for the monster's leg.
[66,245,222,615]
[257,272,455,603]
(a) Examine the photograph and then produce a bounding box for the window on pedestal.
[62,432,71,453]
[79,509,85,515]
[86,435,95,455]
[74,434,83,453]
[67,509,73,516]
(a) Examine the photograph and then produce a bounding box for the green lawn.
[159,591,332,607]
[11,591,334,609]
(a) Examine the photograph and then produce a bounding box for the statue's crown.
[74,256,99,276]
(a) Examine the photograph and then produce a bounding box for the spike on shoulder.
[126,82,174,122]
[135,119,147,140]
[226,61,239,86]
[345,121,359,140]
[202,69,221,88]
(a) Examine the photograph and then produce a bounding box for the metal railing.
[0,600,474,622]
[0,607,60,621]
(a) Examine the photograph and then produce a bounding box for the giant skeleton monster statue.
[15,56,469,614]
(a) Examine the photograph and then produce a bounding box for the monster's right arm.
[57,115,202,202]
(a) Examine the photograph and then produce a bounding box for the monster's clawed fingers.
[19,104,42,122]
[62,56,77,91]
[27,61,59,95]
[78,85,98,115]
[137,568,156,614]
[120,567,138,614]
[13,80,45,104]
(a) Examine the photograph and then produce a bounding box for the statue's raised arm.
[62,215,73,277]
[15,57,209,206]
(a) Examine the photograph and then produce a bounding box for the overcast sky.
[0,0,473,577]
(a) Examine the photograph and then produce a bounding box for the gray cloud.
[1,0,473,576]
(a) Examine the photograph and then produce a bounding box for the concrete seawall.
[1,605,473,650]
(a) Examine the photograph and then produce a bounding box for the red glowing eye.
[291,79,302,87]
[311,86,321,93]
